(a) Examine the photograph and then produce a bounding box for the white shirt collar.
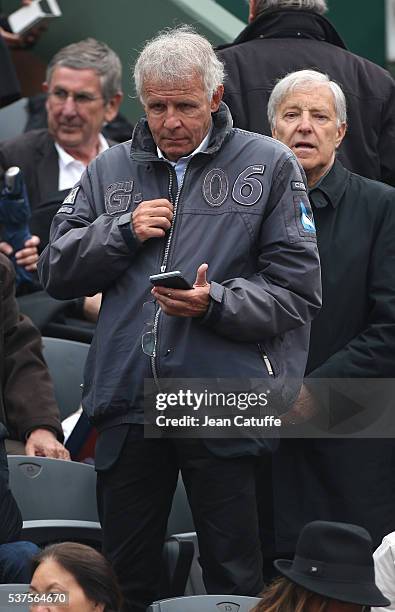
[55,133,109,191]
[55,133,109,168]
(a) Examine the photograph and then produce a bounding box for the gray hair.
[268,69,347,129]
[134,25,225,102]
[253,0,328,16]
[46,38,122,102]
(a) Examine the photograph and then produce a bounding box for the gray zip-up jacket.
[38,103,321,450]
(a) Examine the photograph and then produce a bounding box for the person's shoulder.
[329,45,395,91]
[349,170,395,197]
[230,127,292,153]
[0,253,15,282]
[0,128,52,154]
[346,170,395,218]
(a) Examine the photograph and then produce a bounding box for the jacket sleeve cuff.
[200,281,224,327]
[23,422,64,443]
[117,213,142,255]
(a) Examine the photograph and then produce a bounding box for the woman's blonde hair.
[252,577,329,612]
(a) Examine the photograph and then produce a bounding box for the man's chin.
[56,132,84,149]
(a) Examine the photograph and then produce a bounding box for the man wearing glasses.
[0,37,123,252]
[0,38,123,351]
[39,26,321,612]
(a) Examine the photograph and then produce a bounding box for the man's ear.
[335,122,347,149]
[249,0,257,23]
[104,92,123,123]
[210,85,224,113]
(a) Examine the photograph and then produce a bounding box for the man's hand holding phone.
[152,263,211,318]
[132,198,173,242]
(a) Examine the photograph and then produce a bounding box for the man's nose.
[163,109,181,129]
[297,112,313,132]
[61,94,78,115]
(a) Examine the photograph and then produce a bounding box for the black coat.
[217,9,395,186]
[266,161,395,553]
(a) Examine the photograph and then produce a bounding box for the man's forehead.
[143,75,205,98]
[49,66,102,91]
[279,85,336,111]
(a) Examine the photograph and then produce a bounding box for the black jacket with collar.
[217,9,395,186]
[306,158,395,378]
[268,160,395,553]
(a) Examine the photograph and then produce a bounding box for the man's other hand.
[0,235,40,271]
[25,428,70,460]
[132,198,173,242]
[280,384,317,426]
[83,293,102,323]
[15,235,40,270]
[152,263,210,318]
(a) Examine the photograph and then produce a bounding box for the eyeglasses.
[48,88,103,107]
[141,300,158,357]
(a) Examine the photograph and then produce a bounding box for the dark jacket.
[269,161,395,552]
[0,253,62,441]
[217,9,395,186]
[38,103,321,455]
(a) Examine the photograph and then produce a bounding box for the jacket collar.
[217,9,347,50]
[129,101,233,162]
[308,158,349,209]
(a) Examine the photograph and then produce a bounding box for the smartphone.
[149,271,192,290]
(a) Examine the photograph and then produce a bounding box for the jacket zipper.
[258,343,275,376]
[263,355,274,376]
[151,164,190,387]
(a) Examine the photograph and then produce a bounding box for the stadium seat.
[148,594,261,611]
[41,336,90,420]
[7,455,101,547]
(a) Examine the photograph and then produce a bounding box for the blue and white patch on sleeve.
[299,201,316,232]
[283,194,317,243]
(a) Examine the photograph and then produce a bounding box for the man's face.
[272,84,346,186]
[44,66,120,152]
[143,74,223,161]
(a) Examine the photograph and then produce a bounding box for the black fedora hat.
[274,520,390,607]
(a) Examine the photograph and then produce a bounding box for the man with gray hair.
[38,27,321,610]
[0,37,123,249]
[0,38,124,339]
[217,0,395,186]
[267,68,395,563]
